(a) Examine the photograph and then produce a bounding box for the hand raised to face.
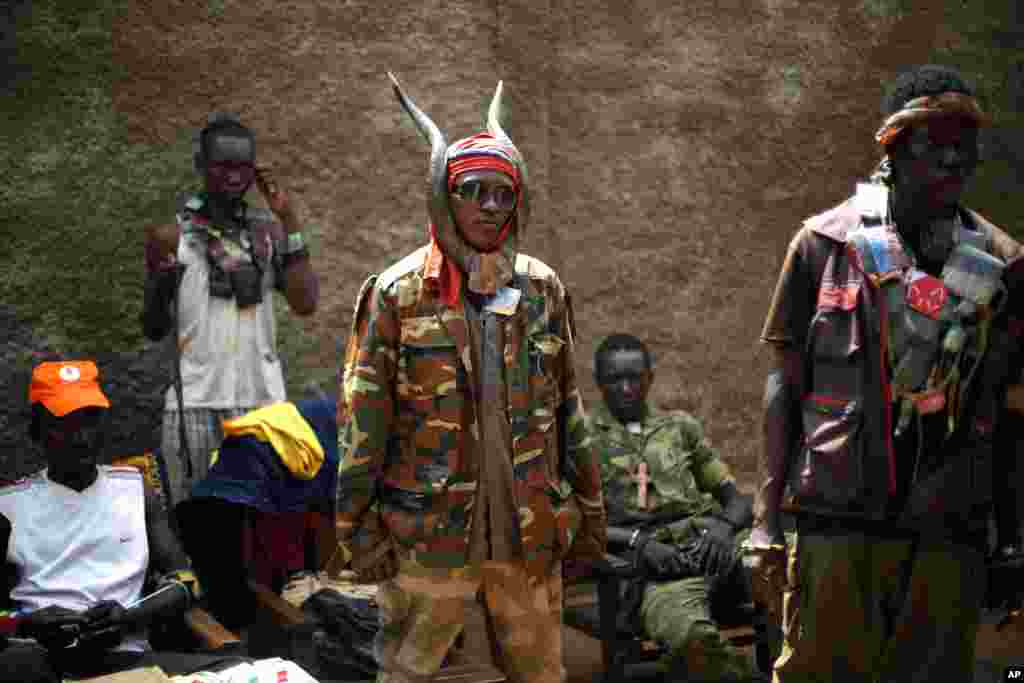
[255,166,294,220]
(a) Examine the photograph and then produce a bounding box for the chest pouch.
[227,262,264,307]
[849,224,912,362]
[892,303,944,394]
[206,228,265,308]
[882,281,907,363]
[942,242,1006,314]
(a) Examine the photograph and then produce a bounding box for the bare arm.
[0,513,13,609]
[754,345,803,544]
[101,490,195,632]
[256,167,319,316]
[140,223,183,341]
[277,211,319,316]
[144,489,189,576]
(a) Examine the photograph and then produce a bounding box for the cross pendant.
[634,462,650,510]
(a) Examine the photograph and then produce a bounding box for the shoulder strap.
[340,275,379,415]
[378,247,428,291]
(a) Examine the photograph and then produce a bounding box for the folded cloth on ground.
[301,589,379,680]
[318,570,378,602]
[282,570,379,609]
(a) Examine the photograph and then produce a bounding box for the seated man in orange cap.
[0,360,248,681]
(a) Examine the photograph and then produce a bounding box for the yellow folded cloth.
[222,402,324,480]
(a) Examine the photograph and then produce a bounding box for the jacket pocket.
[806,308,864,398]
[378,484,444,547]
[787,394,865,510]
[527,333,565,410]
[398,315,460,398]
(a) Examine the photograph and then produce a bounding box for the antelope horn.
[487,80,530,234]
[388,72,478,278]
[389,72,447,198]
[487,81,513,148]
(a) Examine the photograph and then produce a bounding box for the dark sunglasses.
[450,180,517,211]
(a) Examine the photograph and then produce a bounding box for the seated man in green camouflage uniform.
[587,334,760,682]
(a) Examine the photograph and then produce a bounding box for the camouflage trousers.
[772,527,986,683]
[375,555,564,683]
[640,520,754,681]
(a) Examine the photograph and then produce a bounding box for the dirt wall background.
[2,0,1023,484]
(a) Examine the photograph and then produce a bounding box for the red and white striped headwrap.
[445,132,521,190]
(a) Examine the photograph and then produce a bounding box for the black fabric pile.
[302,588,380,681]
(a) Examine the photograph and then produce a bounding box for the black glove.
[639,540,692,579]
[78,600,128,650]
[16,606,87,650]
[986,557,1024,620]
[692,516,738,579]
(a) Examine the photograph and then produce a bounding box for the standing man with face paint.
[142,112,319,512]
[587,334,761,681]
[748,64,1024,682]
[334,75,606,683]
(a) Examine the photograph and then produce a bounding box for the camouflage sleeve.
[679,413,735,495]
[559,291,607,560]
[335,278,399,569]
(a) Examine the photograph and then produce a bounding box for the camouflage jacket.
[337,245,606,574]
[587,402,735,525]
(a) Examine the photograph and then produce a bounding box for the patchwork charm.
[912,387,946,415]
[484,286,522,316]
[817,281,860,311]
[848,224,910,275]
[906,270,948,320]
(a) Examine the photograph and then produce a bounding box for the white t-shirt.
[0,466,150,651]
[166,208,286,410]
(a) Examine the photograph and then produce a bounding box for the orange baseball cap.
[29,361,111,417]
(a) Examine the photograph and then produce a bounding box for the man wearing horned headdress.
[748,64,1024,681]
[333,75,606,683]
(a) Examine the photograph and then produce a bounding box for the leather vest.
[784,185,1016,532]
